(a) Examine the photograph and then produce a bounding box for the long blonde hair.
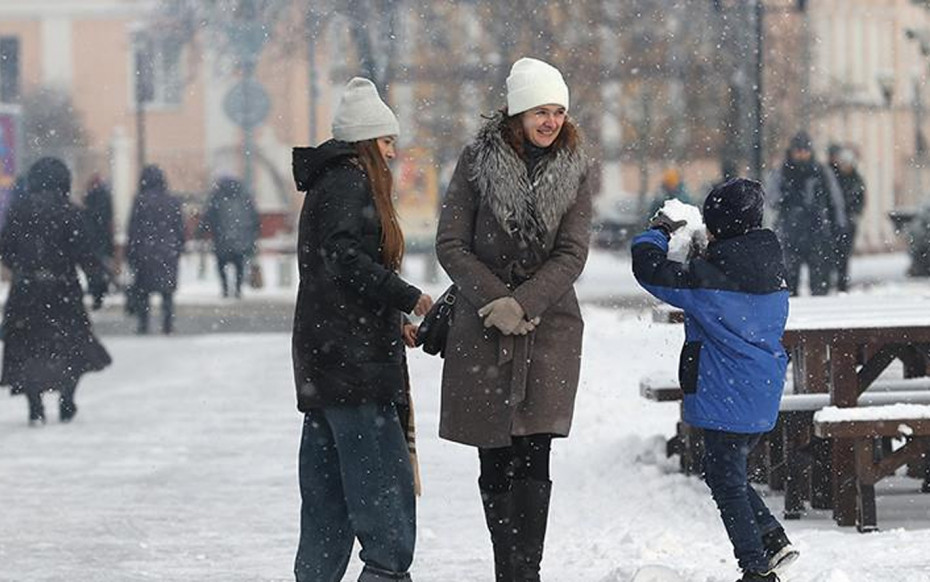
[355,140,404,271]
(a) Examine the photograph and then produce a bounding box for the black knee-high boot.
[512,479,551,581]
[481,488,515,581]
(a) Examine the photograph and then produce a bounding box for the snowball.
[658,199,707,263]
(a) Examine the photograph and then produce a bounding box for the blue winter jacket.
[632,228,789,434]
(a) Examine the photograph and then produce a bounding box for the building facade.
[0,0,331,243]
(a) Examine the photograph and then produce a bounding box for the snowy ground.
[3,302,930,581]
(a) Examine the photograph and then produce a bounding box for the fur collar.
[468,112,587,241]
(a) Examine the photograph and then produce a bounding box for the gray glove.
[513,316,542,336]
[478,297,526,335]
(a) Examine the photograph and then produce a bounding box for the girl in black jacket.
[291,77,432,582]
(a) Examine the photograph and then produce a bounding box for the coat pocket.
[678,341,702,394]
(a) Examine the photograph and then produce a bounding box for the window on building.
[0,37,20,103]
[134,36,182,107]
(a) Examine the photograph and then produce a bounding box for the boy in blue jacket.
[632,178,798,582]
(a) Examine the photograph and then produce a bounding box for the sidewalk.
[2,249,917,337]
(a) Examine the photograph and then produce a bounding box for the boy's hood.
[705,229,787,294]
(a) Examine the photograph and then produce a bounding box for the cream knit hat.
[331,77,400,143]
[506,57,570,115]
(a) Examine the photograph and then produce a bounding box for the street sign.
[0,104,22,229]
[223,79,270,130]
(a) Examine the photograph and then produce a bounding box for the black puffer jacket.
[291,140,421,410]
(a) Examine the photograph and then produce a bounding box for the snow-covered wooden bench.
[640,372,930,496]
[813,404,930,532]
[777,390,930,519]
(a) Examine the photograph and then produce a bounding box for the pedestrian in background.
[83,174,115,309]
[197,177,261,299]
[827,145,866,292]
[765,131,846,296]
[0,157,111,425]
[291,77,433,582]
[436,57,592,581]
[127,165,185,335]
[647,167,692,219]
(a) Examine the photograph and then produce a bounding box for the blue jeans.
[703,430,782,574]
[295,402,416,582]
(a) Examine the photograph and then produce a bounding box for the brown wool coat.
[436,114,592,448]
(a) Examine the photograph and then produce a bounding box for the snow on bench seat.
[813,404,930,439]
[782,390,930,411]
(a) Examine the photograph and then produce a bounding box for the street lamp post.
[132,29,153,173]
[752,0,764,180]
[905,25,930,197]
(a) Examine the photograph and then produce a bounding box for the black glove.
[649,212,688,239]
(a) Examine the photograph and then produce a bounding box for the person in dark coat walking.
[827,145,866,292]
[291,77,433,582]
[632,179,797,582]
[435,57,592,582]
[127,165,185,334]
[83,174,115,309]
[197,177,260,298]
[765,131,847,296]
[0,158,112,425]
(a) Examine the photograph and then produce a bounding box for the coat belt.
[497,331,536,406]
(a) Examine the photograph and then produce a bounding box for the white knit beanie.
[331,77,400,143]
[506,57,570,115]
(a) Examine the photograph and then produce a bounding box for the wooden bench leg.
[833,437,858,527]
[768,418,786,492]
[811,436,834,510]
[783,412,810,519]
[923,446,930,494]
[855,439,879,533]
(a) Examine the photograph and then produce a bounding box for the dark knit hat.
[139,165,167,192]
[27,157,71,196]
[789,131,813,152]
[703,178,765,240]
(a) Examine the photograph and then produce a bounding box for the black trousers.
[216,252,246,297]
[137,291,175,334]
[784,244,832,296]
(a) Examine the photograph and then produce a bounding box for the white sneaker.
[769,544,799,575]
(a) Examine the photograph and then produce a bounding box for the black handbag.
[415,285,457,357]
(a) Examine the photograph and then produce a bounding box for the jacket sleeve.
[318,166,421,313]
[173,198,186,250]
[0,200,22,270]
[823,168,848,228]
[512,171,592,320]
[126,201,140,266]
[435,149,512,308]
[197,196,216,237]
[69,208,107,283]
[631,229,700,311]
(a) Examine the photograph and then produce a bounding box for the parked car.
[592,197,643,251]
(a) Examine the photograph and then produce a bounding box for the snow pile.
[815,403,930,422]
[657,199,707,263]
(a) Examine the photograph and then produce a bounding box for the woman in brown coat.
[435,57,592,581]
